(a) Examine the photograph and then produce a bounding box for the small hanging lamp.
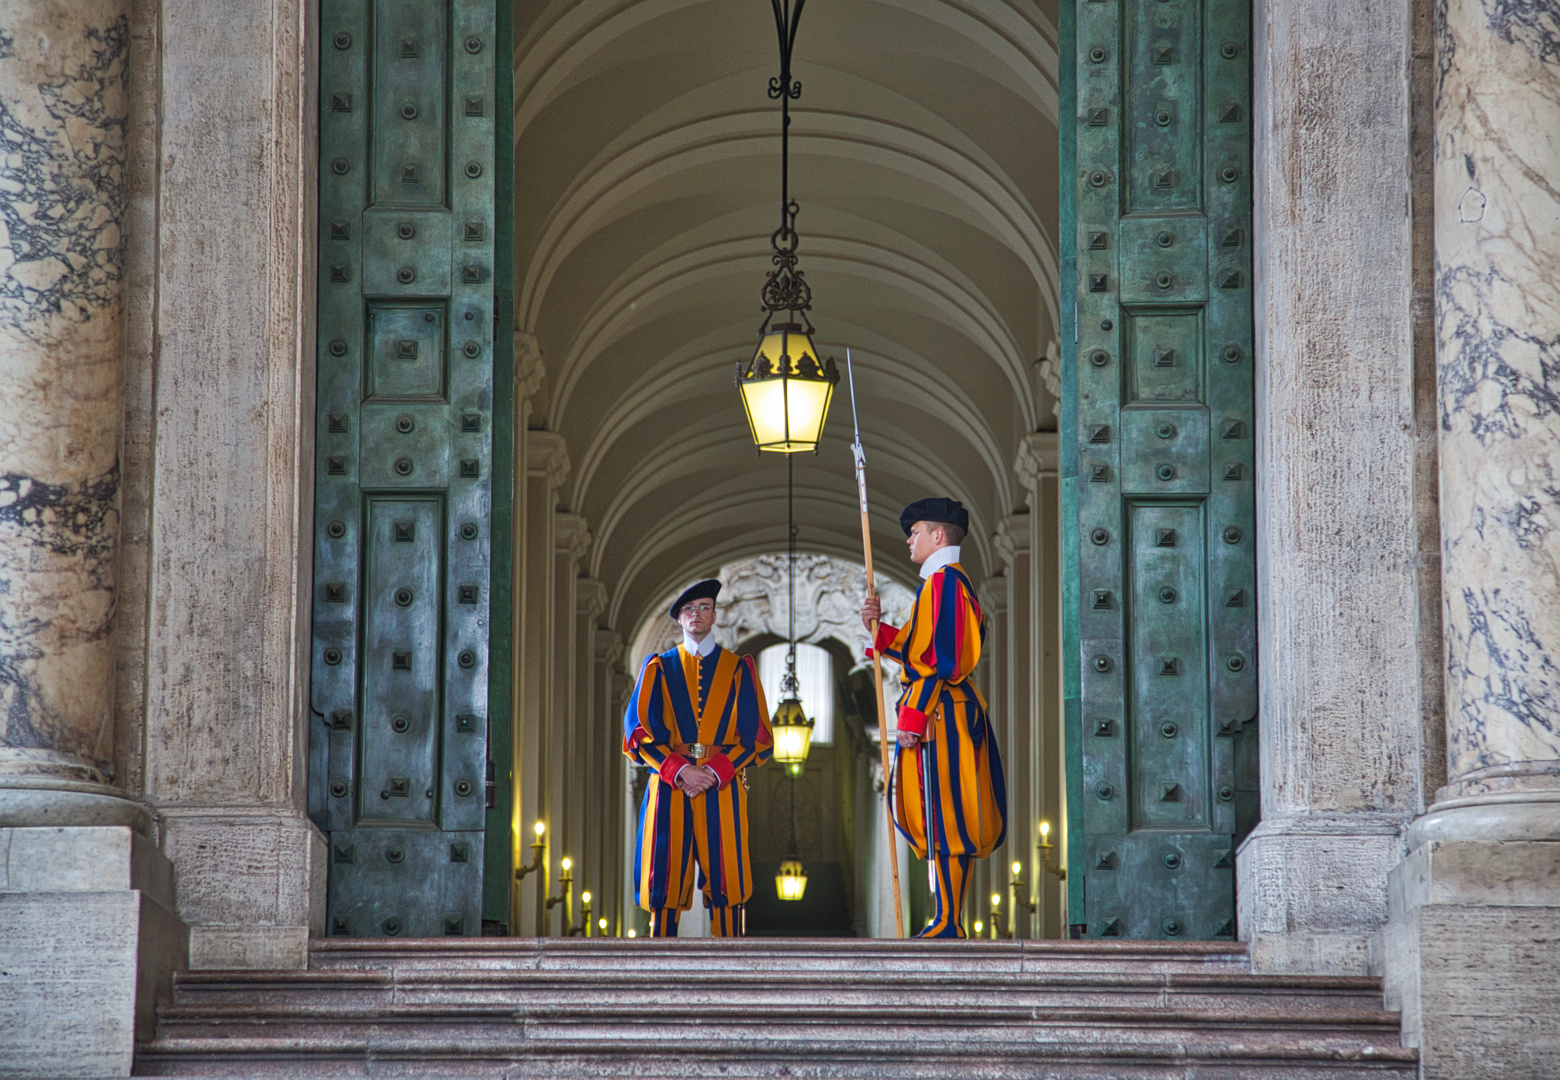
[770,457,815,765]
[775,854,809,902]
[734,0,839,453]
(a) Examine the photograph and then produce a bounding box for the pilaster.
[1242,0,1429,974]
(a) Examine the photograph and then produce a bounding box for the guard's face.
[906,520,947,565]
[678,599,717,639]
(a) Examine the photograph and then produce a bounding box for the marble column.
[1242,0,1436,974]
[1385,6,1560,1076]
[0,0,145,834]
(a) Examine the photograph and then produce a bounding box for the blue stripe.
[939,706,975,853]
[659,647,698,742]
[933,569,960,680]
[706,791,727,905]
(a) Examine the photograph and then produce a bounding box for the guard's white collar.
[919,544,961,580]
[682,632,717,658]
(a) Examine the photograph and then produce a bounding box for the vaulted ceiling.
[512,0,1060,640]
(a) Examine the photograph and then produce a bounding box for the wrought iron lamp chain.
[762,0,812,318]
[784,455,800,700]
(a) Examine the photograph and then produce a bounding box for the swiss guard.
[623,579,773,936]
[861,498,1007,937]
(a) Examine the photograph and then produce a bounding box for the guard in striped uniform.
[862,498,1007,938]
[624,579,773,936]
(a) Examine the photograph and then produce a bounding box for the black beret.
[669,578,721,619]
[899,497,969,537]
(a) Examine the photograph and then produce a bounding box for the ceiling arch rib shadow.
[566,339,1011,530]
[515,0,1060,141]
[585,416,994,588]
[520,113,1058,337]
[511,0,1060,638]
[546,231,1037,440]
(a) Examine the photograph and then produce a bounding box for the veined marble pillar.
[1385,7,1560,1076]
[518,430,566,935]
[1241,0,1435,974]
[0,0,144,834]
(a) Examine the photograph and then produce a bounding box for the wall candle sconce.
[1038,820,1067,881]
[515,820,548,938]
[989,892,1008,939]
[546,856,573,935]
[1010,860,1036,935]
[598,917,608,935]
[567,890,592,937]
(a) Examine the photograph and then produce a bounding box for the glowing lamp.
[771,694,815,764]
[775,858,809,901]
[736,323,838,453]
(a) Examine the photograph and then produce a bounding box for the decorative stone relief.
[633,553,916,673]
[1435,0,1560,801]
[0,5,130,794]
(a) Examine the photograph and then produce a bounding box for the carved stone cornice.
[994,513,1031,567]
[1014,431,1059,494]
[526,430,570,489]
[576,576,608,621]
[554,512,591,563]
[594,628,625,668]
[515,329,546,400]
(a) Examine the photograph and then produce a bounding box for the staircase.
[135,938,1417,1078]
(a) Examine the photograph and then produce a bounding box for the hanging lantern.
[736,318,838,453]
[732,0,839,454]
[776,857,808,902]
[771,692,815,765]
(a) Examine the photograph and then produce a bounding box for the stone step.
[135,939,1418,1079]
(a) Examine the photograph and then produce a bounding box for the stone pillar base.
[1385,806,1560,1079]
[1237,811,1407,974]
[0,826,187,1079]
[161,808,326,970]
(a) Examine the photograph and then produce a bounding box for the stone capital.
[526,430,570,489]
[575,576,608,622]
[515,329,546,400]
[554,512,591,563]
[594,629,625,668]
[993,513,1032,568]
[1014,432,1059,495]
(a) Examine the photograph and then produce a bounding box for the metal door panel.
[1065,0,1252,939]
[312,0,495,937]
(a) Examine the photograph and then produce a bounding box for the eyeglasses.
[682,603,715,615]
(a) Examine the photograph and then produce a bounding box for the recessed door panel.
[311,0,495,939]
[1064,0,1253,941]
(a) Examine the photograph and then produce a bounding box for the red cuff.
[658,754,690,786]
[705,755,737,789]
[873,622,899,653]
[896,707,929,737]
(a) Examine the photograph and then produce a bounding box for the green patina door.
[1060,0,1257,940]
[309,0,513,938]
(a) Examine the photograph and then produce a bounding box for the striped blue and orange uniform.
[872,559,1007,937]
[623,643,772,936]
